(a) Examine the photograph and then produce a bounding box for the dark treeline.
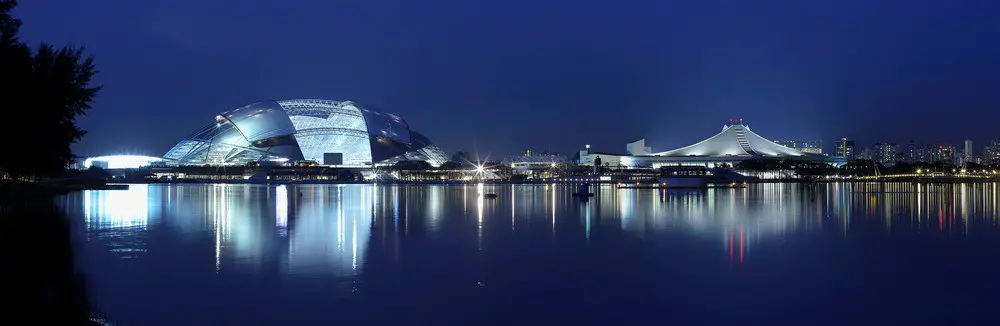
[1,1,101,324]
[0,0,100,181]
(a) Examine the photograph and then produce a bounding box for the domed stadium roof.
[164,99,447,166]
[653,123,812,157]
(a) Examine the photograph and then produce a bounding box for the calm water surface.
[59,183,1000,325]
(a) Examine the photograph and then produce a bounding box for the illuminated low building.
[163,99,448,167]
[580,122,847,168]
[503,150,569,177]
[81,155,164,169]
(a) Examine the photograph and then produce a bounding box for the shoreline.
[5,176,997,199]
[118,178,1000,186]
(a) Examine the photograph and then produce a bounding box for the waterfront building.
[163,99,448,167]
[79,155,164,169]
[503,150,569,177]
[836,138,855,160]
[772,140,823,154]
[579,122,846,168]
[905,141,927,163]
[964,139,974,164]
[985,139,1000,163]
[930,145,956,164]
[857,146,874,161]
[873,142,898,165]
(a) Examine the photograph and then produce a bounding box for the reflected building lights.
[83,184,153,259]
[276,185,288,237]
[426,186,442,233]
[84,184,151,230]
[477,184,484,252]
[392,185,399,232]
[551,183,556,232]
[603,182,1000,263]
[73,182,1000,277]
[211,184,234,273]
[511,186,516,230]
[286,185,371,276]
[585,199,592,242]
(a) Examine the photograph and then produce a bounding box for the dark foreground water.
[57,183,1000,325]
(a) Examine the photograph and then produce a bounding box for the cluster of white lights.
[83,155,163,169]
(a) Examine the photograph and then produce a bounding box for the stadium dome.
[653,123,809,157]
[164,99,448,166]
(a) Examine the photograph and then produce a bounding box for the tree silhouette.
[0,0,101,181]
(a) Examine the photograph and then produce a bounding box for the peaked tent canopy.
[653,124,810,157]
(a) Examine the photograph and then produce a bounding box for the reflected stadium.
[164,99,448,167]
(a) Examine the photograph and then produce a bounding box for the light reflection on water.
[60,182,1000,325]
[70,182,1000,266]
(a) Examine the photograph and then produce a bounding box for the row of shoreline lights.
[915,169,998,174]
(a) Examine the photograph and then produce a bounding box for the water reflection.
[81,184,156,259]
[84,183,152,229]
[61,182,1000,324]
[70,183,1000,267]
[287,185,371,276]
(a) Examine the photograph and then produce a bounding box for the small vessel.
[482,193,499,199]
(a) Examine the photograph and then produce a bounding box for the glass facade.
[164,101,303,165]
[164,99,446,167]
[280,99,375,166]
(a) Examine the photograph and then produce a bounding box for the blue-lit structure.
[579,122,848,168]
[164,99,448,166]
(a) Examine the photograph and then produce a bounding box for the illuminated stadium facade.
[164,99,448,167]
[580,122,847,168]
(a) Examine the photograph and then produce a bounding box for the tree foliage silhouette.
[0,0,101,181]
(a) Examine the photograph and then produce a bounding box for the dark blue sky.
[14,0,1000,157]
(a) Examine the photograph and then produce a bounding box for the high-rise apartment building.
[964,139,974,163]
[905,141,926,163]
[873,142,898,165]
[835,138,855,160]
[931,145,955,164]
[985,139,1000,163]
[772,140,823,154]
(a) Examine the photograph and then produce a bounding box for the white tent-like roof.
[653,124,807,157]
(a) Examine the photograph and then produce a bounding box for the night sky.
[14,0,1000,158]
